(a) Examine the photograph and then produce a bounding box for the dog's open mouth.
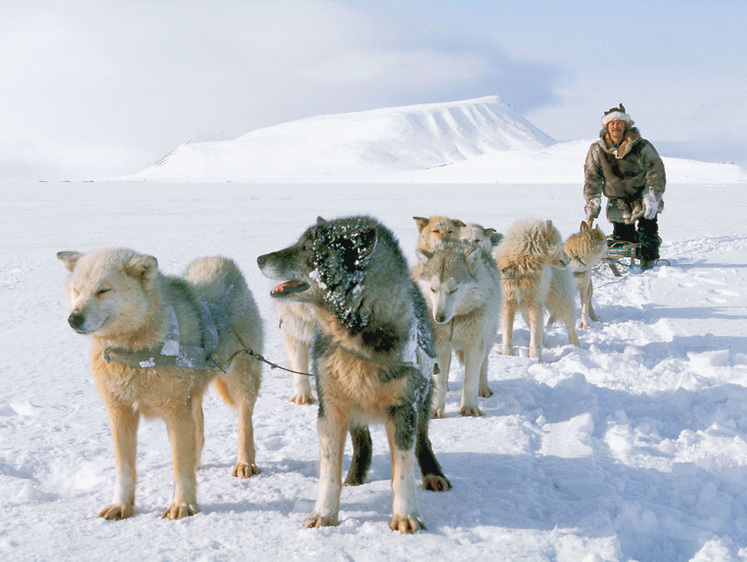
[271,280,310,297]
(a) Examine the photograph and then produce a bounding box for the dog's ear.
[413,216,429,232]
[489,232,503,246]
[416,248,433,266]
[125,254,158,287]
[453,218,466,228]
[57,251,82,272]
[580,220,590,232]
[544,220,556,237]
[317,216,327,225]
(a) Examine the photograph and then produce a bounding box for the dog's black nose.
[68,313,84,330]
[257,254,267,268]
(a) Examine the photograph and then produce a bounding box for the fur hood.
[598,126,642,159]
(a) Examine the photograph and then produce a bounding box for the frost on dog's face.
[58,248,157,337]
[258,217,380,332]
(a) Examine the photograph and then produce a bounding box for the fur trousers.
[612,217,660,260]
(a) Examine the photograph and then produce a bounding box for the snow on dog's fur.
[416,240,501,418]
[58,248,262,520]
[563,220,608,328]
[493,219,579,361]
[257,216,450,533]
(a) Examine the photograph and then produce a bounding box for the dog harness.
[102,302,220,370]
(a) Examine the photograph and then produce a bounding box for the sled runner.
[603,238,669,275]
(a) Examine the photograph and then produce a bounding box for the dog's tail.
[212,378,235,407]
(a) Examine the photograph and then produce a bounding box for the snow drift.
[132,96,747,184]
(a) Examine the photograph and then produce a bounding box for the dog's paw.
[390,513,426,533]
[98,504,134,520]
[232,462,260,479]
[430,408,445,419]
[479,386,494,398]
[459,405,483,417]
[290,393,315,405]
[501,346,514,356]
[161,503,199,520]
[422,475,451,492]
[303,513,338,528]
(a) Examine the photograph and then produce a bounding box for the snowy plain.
[2,179,747,562]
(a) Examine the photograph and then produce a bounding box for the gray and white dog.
[257,216,450,533]
[416,240,501,418]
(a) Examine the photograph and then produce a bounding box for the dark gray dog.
[258,216,450,533]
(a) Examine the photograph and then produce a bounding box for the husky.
[493,219,579,361]
[257,216,450,533]
[416,240,501,418]
[460,223,503,252]
[274,302,317,404]
[413,215,466,252]
[563,220,608,328]
[58,248,262,520]
[412,215,465,281]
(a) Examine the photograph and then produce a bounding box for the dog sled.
[603,238,668,275]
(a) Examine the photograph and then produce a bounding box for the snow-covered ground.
[2,180,746,561]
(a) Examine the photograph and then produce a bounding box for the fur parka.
[583,127,666,224]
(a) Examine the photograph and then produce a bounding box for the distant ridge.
[135,96,555,182]
[132,96,747,184]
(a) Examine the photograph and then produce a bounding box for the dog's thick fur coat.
[493,219,579,361]
[258,216,450,533]
[416,240,501,418]
[563,221,608,328]
[58,248,262,520]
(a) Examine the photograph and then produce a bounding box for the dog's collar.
[500,264,530,280]
[570,253,587,268]
[102,304,219,370]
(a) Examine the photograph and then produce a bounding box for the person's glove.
[584,196,601,223]
[642,190,660,220]
[630,201,645,221]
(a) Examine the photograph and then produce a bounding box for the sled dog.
[413,215,466,252]
[412,215,465,280]
[416,240,501,418]
[58,248,262,520]
[274,302,317,404]
[493,219,579,361]
[563,221,608,328]
[258,216,450,533]
[460,223,503,252]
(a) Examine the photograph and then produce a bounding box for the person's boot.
[640,259,656,271]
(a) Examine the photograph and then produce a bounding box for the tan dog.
[58,248,262,520]
[563,221,608,328]
[493,219,579,361]
[412,215,465,280]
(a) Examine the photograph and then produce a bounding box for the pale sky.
[2,0,745,180]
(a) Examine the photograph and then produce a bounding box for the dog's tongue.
[271,280,309,296]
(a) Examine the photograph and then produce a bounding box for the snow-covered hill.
[131,96,747,184]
